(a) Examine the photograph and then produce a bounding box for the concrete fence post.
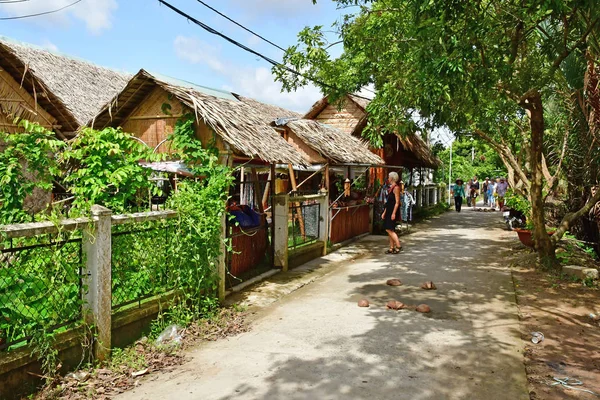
[273,194,289,271]
[317,193,329,256]
[217,210,227,302]
[83,205,112,362]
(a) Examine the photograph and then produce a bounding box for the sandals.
[385,247,403,254]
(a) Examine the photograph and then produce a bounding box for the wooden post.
[324,164,330,192]
[288,164,305,238]
[270,163,276,268]
[240,167,245,205]
[251,167,264,213]
[217,154,233,302]
[262,169,272,211]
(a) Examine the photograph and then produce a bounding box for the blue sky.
[0,0,350,112]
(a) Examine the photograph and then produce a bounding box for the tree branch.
[552,188,600,244]
[550,17,599,75]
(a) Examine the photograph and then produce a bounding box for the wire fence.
[288,200,321,250]
[111,220,175,311]
[0,235,84,351]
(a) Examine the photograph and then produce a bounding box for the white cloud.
[0,0,117,34]
[173,35,321,113]
[173,35,225,72]
[40,39,58,52]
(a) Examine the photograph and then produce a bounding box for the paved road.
[117,208,529,400]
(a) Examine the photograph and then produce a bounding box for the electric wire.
[194,0,286,52]
[158,0,375,101]
[0,0,82,20]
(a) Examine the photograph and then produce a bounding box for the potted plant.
[505,191,556,247]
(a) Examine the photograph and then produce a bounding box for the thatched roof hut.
[273,118,383,165]
[304,94,441,169]
[0,37,130,135]
[92,69,306,165]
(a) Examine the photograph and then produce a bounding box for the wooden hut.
[0,37,130,212]
[0,37,130,137]
[304,94,441,172]
[92,69,307,288]
[271,118,384,244]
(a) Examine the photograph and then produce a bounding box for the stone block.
[562,265,599,280]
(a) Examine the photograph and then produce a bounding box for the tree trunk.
[523,91,558,269]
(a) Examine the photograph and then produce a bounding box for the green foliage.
[60,127,161,215]
[146,115,233,328]
[432,137,506,184]
[504,189,532,217]
[0,120,64,224]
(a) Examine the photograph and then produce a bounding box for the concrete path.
[117,208,529,400]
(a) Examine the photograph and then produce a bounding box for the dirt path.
[115,208,529,400]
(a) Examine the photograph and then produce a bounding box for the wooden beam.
[127,114,185,121]
[262,169,272,211]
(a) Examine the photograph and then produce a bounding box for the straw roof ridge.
[395,132,442,168]
[0,36,131,129]
[284,119,383,165]
[234,94,302,123]
[97,69,306,165]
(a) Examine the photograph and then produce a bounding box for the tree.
[276,0,600,269]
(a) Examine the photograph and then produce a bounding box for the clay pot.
[386,279,402,286]
[358,299,370,308]
[415,304,431,313]
[421,281,437,290]
[386,300,405,310]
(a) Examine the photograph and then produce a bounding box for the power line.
[0,0,82,20]
[194,0,286,52]
[0,1,33,4]
[157,0,375,101]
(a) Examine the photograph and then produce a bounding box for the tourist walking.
[487,178,496,209]
[482,177,490,206]
[471,176,480,207]
[381,171,403,253]
[496,177,509,209]
[466,179,472,208]
[451,178,466,212]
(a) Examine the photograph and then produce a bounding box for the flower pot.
[514,228,555,248]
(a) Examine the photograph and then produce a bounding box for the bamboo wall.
[314,101,365,134]
[121,86,225,154]
[0,68,57,133]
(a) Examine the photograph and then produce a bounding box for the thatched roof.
[93,69,306,165]
[304,94,441,169]
[0,37,130,133]
[274,118,383,165]
[234,94,302,123]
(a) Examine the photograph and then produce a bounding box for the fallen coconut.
[421,281,437,290]
[386,300,405,310]
[386,279,402,286]
[415,304,431,313]
[357,299,370,308]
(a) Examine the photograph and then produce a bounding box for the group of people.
[451,176,509,212]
